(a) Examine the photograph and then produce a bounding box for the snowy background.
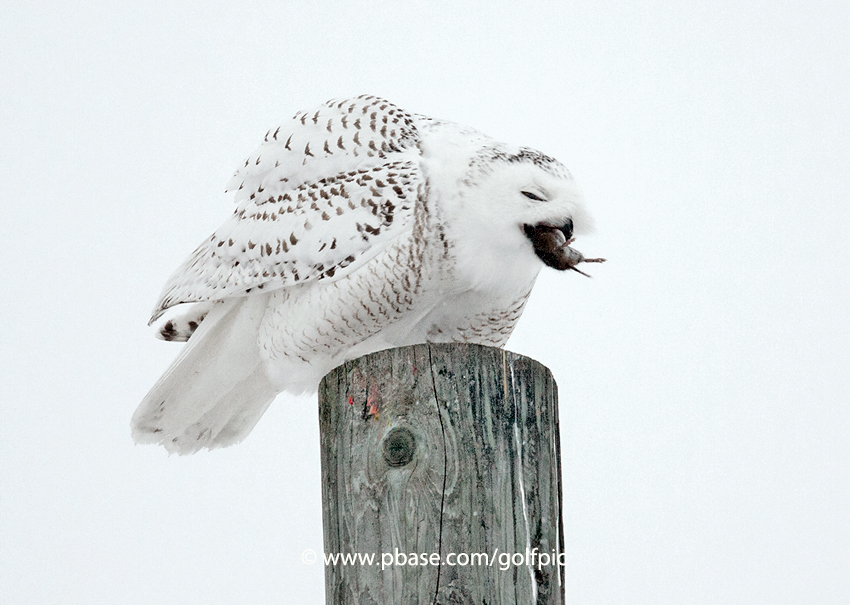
[2,1,848,603]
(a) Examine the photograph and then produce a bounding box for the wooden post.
[319,343,564,604]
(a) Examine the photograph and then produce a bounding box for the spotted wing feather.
[149,95,424,323]
[225,94,420,201]
[151,156,422,322]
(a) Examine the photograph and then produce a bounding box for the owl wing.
[150,95,424,323]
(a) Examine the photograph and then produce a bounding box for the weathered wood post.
[319,343,564,604]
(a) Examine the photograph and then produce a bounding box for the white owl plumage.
[133,95,601,454]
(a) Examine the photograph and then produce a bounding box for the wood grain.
[319,343,564,604]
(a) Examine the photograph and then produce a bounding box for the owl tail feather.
[132,294,279,455]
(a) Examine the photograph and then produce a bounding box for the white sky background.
[1,0,848,603]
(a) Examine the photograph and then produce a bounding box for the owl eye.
[521,191,546,202]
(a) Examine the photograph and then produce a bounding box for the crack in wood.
[426,344,449,605]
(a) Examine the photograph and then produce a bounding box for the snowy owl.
[133,95,603,454]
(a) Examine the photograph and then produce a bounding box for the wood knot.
[382,427,416,467]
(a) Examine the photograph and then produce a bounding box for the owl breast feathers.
[133,94,601,454]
